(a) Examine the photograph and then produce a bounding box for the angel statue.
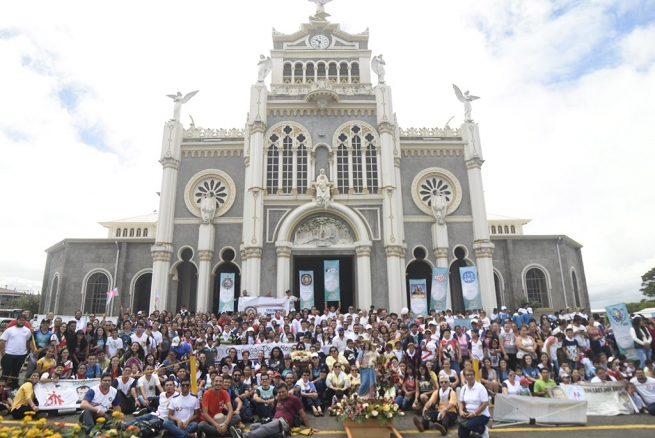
[167,90,199,122]
[309,0,333,19]
[371,55,386,84]
[257,55,273,83]
[200,193,217,224]
[453,84,480,123]
[312,169,333,209]
[431,190,448,225]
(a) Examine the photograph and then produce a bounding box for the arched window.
[498,226,503,234]
[504,226,509,234]
[265,124,311,195]
[572,270,581,307]
[143,228,148,237]
[129,228,135,237]
[336,143,348,192]
[494,272,503,308]
[85,272,110,314]
[136,228,142,237]
[122,229,128,237]
[351,62,360,82]
[294,63,303,83]
[116,229,121,237]
[306,62,315,82]
[511,225,516,234]
[525,268,549,307]
[339,62,349,83]
[317,61,327,78]
[49,275,59,313]
[333,123,380,194]
[491,226,496,234]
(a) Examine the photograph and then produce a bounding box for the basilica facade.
[40,10,589,317]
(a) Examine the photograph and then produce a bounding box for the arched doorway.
[133,273,152,314]
[213,248,241,314]
[449,246,470,314]
[405,247,433,313]
[493,272,503,309]
[571,270,581,308]
[176,248,198,312]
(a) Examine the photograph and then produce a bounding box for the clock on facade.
[310,35,330,49]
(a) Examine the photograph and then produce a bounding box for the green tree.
[641,267,655,299]
[10,293,42,316]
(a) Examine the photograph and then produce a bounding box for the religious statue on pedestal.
[257,55,272,83]
[166,90,199,122]
[431,190,448,225]
[308,0,333,20]
[453,84,480,123]
[371,54,386,84]
[200,193,217,224]
[312,169,333,209]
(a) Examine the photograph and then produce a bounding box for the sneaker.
[433,422,447,436]
[134,408,148,416]
[413,416,425,432]
[187,434,196,438]
[229,426,243,438]
[481,426,489,438]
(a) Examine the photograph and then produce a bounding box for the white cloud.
[0,0,653,308]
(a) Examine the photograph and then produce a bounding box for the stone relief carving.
[184,127,245,139]
[270,83,374,97]
[399,126,461,138]
[294,217,353,246]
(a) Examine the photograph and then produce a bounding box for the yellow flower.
[51,434,61,438]
[97,417,106,423]
[112,411,124,419]
[383,405,390,412]
[22,416,32,422]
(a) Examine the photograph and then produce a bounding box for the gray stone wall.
[267,114,378,148]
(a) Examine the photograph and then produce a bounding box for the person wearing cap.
[517,377,532,396]
[413,374,457,435]
[0,313,35,389]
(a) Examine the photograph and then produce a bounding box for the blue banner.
[324,260,340,301]
[409,279,428,317]
[605,303,639,360]
[219,273,235,312]
[430,267,449,312]
[454,318,472,330]
[299,270,314,310]
[459,266,481,311]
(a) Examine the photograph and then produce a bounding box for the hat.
[247,327,254,332]
[213,413,226,424]
[518,308,527,314]
[365,324,373,330]
[401,307,409,315]
[372,310,377,314]
[337,326,344,331]
[171,337,181,347]
[560,373,570,378]
[311,353,319,358]
[501,306,507,310]
[407,342,415,347]
[519,378,531,386]
[446,308,452,312]
[273,372,281,378]
[41,319,51,324]
[471,319,479,324]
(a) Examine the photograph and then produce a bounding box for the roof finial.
[308,0,333,21]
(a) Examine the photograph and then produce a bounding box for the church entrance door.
[292,255,355,311]
[133,273,152,314]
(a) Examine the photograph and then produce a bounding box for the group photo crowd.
[1,297,655,438]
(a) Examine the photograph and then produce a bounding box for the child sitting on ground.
[627,383,647,413]
[0,377,13,416]
[328,390,347,416]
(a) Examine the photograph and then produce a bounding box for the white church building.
[40,5,589,317]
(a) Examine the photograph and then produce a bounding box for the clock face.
[310,35,330,50]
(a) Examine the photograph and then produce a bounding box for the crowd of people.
[0,299,654,438]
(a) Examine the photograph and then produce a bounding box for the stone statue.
[431,190,448,225]
[200,193,217,224]
[309,0,333,19]
[166,90,199,122]
[453,84,480,123]
[257,55,272,83]
[371,55,386,84]
[312,169,332,209]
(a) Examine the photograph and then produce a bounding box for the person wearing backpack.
[413,375,457,435]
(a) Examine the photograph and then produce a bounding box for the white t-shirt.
[131,333,150,353]
[502,379,520,395]
[168,393,200,422]
[151,330,163,346]
[0,325,32,355]
[630,376,655,405]
[460,382,490,417]
[83,385,120,410]
[106,337,124,358]
[138,375,159,398]
[591,375,616,383]
[470,339,484,361]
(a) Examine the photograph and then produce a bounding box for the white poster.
[219,273,235,312]
[238,296,292,315]
[212,342,333,361]
[34,379,99,410]
[548,382,636,416]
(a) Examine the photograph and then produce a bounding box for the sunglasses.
[181,383,190,387]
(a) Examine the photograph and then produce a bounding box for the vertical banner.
[299,271,315,310]
[409,279,428,317]
[605,303,639,360]
[324,260,340,301]
[460,266,481,310]
[430,267,449,312]
[219,273,235,312]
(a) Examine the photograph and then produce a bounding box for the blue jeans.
[401,394,415,411]
[648,402,655,416]
[313,379,326,394]
[255,401,276,419]
[458,415,489,438]
[635,348,648,369]
[162,419,198,438]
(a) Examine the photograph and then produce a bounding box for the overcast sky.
[1,0,654,309]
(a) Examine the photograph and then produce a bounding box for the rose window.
[419,178,452,207]
[194,179,227,210]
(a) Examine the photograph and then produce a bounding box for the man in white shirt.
[80,373,122,434]
[125,378,178,430]
[590,368,616,383]
[163,378,200,438]
[331,327,347,352]
[137,364,164,414]
[131,322,150,356]
[0,314,35,389]
[106,328,124,359]
[630,369,655,415]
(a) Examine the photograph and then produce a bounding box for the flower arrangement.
[290,350,312,362]
[334,394,404,427]
[0,413,81,438]
[88,411,141,438]
[375,354,401,392]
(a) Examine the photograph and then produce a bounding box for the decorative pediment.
[293,216,353,246]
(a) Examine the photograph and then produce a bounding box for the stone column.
[355,244,373,310]
[385,245,405,311]
[463,123,496,311]
[276,243,292,297]
[196,223,215,312]
[150,121,183,313]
